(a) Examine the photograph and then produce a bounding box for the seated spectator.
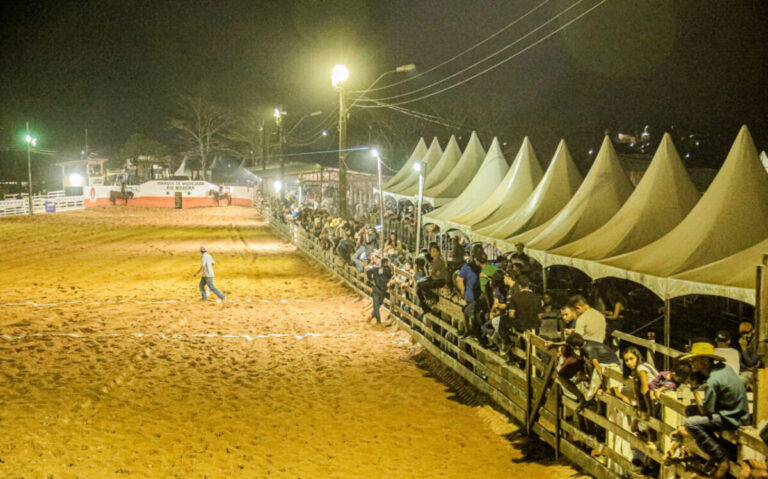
[335,231,355,263]
[382,232,403,265]
[713,330,741,375]
[476,252,498,295]
[480,270,509,349]
[448,236,466,277]
[567,294,607,344]
[416,245,448,314]
[674,342,751,478]
[366,258,393,324]
[737,321,759,386]
[648,361,691,401]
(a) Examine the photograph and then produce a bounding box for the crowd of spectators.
[282,203,761,478]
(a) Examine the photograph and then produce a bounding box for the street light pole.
[274,106,284,194]
[25,122,37,216]
[414,161,425,254]
[332,65,350,218]
[372,149,385,235]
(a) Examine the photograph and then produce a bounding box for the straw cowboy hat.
[679,342,725,362]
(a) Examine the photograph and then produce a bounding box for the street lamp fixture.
[331,64,350,88]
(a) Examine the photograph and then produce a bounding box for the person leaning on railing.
[416,244,448,315]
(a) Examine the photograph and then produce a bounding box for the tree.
[169,92,235,181]
[117,134,170,162]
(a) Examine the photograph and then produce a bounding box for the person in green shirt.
[476,251,498,294]
[673,341,750,478]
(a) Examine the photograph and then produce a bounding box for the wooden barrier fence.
[270,214,767,479]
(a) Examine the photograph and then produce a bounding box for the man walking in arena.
[194,246,226,302]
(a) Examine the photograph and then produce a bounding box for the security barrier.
[269,212,767,479]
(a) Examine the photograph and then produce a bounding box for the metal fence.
[0,195,85,217]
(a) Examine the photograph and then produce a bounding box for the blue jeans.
[684,414,735,460]
[352,245,366,271]
[199,276,225,300]
[371,291,385,322]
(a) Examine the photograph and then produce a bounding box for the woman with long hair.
[383,232,403,265]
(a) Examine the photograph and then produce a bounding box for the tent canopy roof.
[552,133,700,259]
[425,131,486,199]
[387,137,442,195]
[517,136,634,250]
[473,139,583,247]
[606,125,768,276]
[424,135,461,190]
[383,137,426,190]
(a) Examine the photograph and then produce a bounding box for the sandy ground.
[0,206,578,478]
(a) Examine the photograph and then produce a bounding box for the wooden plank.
[532,423,619,479]
[611,330,684,359]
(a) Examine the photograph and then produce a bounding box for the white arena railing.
[0,195,85,217]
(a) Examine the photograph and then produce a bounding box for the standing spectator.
[568,294,607,344]
[713,330,741,375]
[507,275,541,334]
[193,246,226,302]
[366,258,393,324]
[675,342,750,478]
[456,254,482,337]
[416,245,448,314]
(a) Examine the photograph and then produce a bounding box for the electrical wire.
[286,110,338,142]
[358,0,584,103]
[360,0,552,93]
[356,0,607,108]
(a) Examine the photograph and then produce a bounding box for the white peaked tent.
[551,133,700,259]
[387,137,442,195]
[606,125,768,277]
[424,135,461,190]
[383,138,427,191]
[174,157,192,177]
[424,137,509,231]
[510,136,634,250]
[761,150,768,174]
[449,137,543,231]
[472,140,582,248]
[670,236,768,304]
[425,132,486,200]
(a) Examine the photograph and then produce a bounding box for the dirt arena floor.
[0,206,579,478]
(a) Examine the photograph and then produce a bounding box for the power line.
[361,0,552,93]
[286,110,338,142]
[356,0,607,109]
[359,0,585,103]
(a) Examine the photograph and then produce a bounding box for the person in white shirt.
[193,246,226,302]
[713,330,741,375]
[568,294,606,343]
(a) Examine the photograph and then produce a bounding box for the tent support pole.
[542,255,548,293]
[664,298,671,371]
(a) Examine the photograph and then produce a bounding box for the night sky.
[1,0,767,170]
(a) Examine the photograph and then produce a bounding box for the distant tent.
[425,131,486,200]
[761,150,768,174]
[473,139,582,248]
[510,136,634,250]
[551,133,700,259]
[387,137,442,195]
[424,135,461,189]
[424,137,509,231]
[383,138,427,191]
[174,157,191,177]
[449,137,542,230]
[606,125,768,276]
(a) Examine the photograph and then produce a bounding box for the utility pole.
[338,86,348,218]
[274,106,284,190]
[25,122,36,216]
